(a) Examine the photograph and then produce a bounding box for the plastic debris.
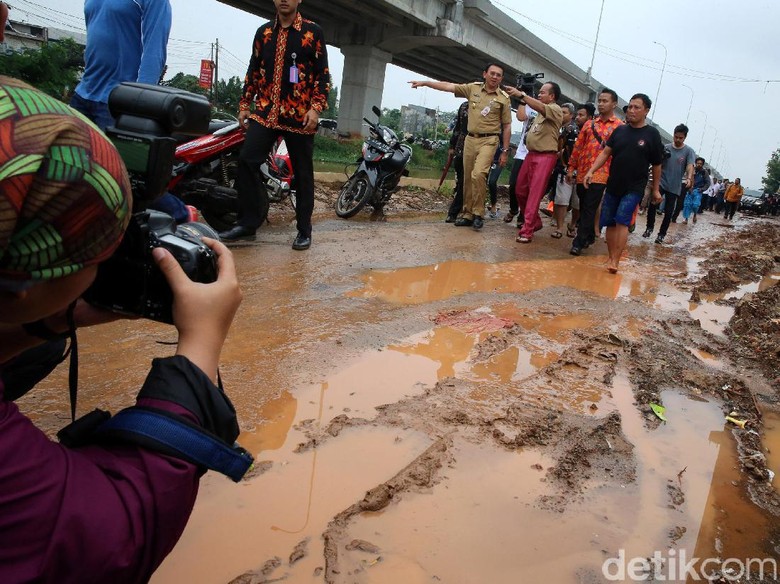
[725,415,748,429]
[650,403,667,422]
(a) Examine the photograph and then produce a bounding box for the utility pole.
[210,42,214,101]
[682,84,693,126]
[214,38,220,106]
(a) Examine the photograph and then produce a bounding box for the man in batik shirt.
[220,0,330,250]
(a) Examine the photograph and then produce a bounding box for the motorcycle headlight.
[382,127,397,147]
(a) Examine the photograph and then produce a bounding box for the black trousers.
[236,121,315,237]
[447,154,464,218]
[507,157,524,216]
[573,183,606,248]
[724,200,739,219]
[647,188,678,237]
[487,161,502,206]
[671,185,687,222]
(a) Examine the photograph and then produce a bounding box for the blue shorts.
[600,191,642,228]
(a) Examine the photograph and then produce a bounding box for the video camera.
[514,72,544,106]
[84,83,217,324]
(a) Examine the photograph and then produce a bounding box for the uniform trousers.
[460,135,499,220]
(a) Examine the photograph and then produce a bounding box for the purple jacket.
[0,356,233,583]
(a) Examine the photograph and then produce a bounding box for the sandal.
[516,235,531,243]
[551,231,563,239]
[566,225,576,237]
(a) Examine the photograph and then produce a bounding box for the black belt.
[467,132,500,138]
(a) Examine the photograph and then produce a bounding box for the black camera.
[83,83,216,324]
[514,72,544,105]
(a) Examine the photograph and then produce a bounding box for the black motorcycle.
[335,106,413,218]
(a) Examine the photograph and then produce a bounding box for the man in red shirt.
[566,88,623,256]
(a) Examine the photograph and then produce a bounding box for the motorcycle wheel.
[335,172,372,218]
[201,159,270,231]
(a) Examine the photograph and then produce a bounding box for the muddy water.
[16,214,778,582]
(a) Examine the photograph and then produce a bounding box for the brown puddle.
[348,258,635,304]
[301,374,769,583]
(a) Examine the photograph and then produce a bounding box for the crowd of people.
[1,0,765,581]
[412,62,752,273]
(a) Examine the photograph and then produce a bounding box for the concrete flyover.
[220,0,648,137]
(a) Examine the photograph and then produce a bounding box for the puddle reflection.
[349,259,632,304]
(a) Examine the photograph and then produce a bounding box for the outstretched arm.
[408,80,457,94]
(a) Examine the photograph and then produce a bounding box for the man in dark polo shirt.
[504,82,563,243]
[410,63,513,231]
[584,93,664,273]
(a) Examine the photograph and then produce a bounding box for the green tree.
[0,38,83,99]
[161,72,209,97]
[762,148,780,194]
[381,107,401,132]
[212,75,243,114]
[322,85,338,119]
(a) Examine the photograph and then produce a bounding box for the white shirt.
[514,105,537,160]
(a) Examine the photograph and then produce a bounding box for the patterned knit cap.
[0,76,132,283]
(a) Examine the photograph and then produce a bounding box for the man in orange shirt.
[566,88,623,256]
[723,177,744,220]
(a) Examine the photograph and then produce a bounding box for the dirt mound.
[729,284,780,388]
[313,181,452,217]
[691,223,780,294]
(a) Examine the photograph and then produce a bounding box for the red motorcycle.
[169,121,295,232]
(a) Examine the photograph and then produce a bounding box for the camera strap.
[590,120,605,148]
[95,407,254,482]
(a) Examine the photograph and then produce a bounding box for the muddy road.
[20,190,780,583]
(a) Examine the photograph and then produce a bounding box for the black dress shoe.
[454,217,473,227]
[472,216,484,230]
[218,225,256,241]
[292,233,311,250]
[445,215,456,223]
[569,246,582,256]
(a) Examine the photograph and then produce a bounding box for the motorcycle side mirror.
[372,105,381,118]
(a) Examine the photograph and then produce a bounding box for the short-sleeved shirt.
[525,102,563,153]
[567,115,623,185]
[513,105,536,160]
[659,143,695,195]
[605,124,664,197]
[453,82,512,136]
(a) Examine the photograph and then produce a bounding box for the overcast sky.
[30,0,780,189]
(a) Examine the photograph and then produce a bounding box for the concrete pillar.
[338,45,392,137]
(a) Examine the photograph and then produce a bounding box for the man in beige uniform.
[410,63,512,230]
[504,82,563,242]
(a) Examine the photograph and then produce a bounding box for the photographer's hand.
[153,238,242,383]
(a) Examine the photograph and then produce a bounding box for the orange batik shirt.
[567,115,623,185]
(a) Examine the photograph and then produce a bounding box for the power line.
[493,1,778,84]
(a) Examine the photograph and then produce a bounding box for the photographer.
[0,76,243,583]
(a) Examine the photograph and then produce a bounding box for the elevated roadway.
[221,0,667,139]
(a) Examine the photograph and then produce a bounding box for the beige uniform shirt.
[453,82,512,136]
[526,102,563,153]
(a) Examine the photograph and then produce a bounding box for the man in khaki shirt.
[504,82,563,242]
[410,63,513,230]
